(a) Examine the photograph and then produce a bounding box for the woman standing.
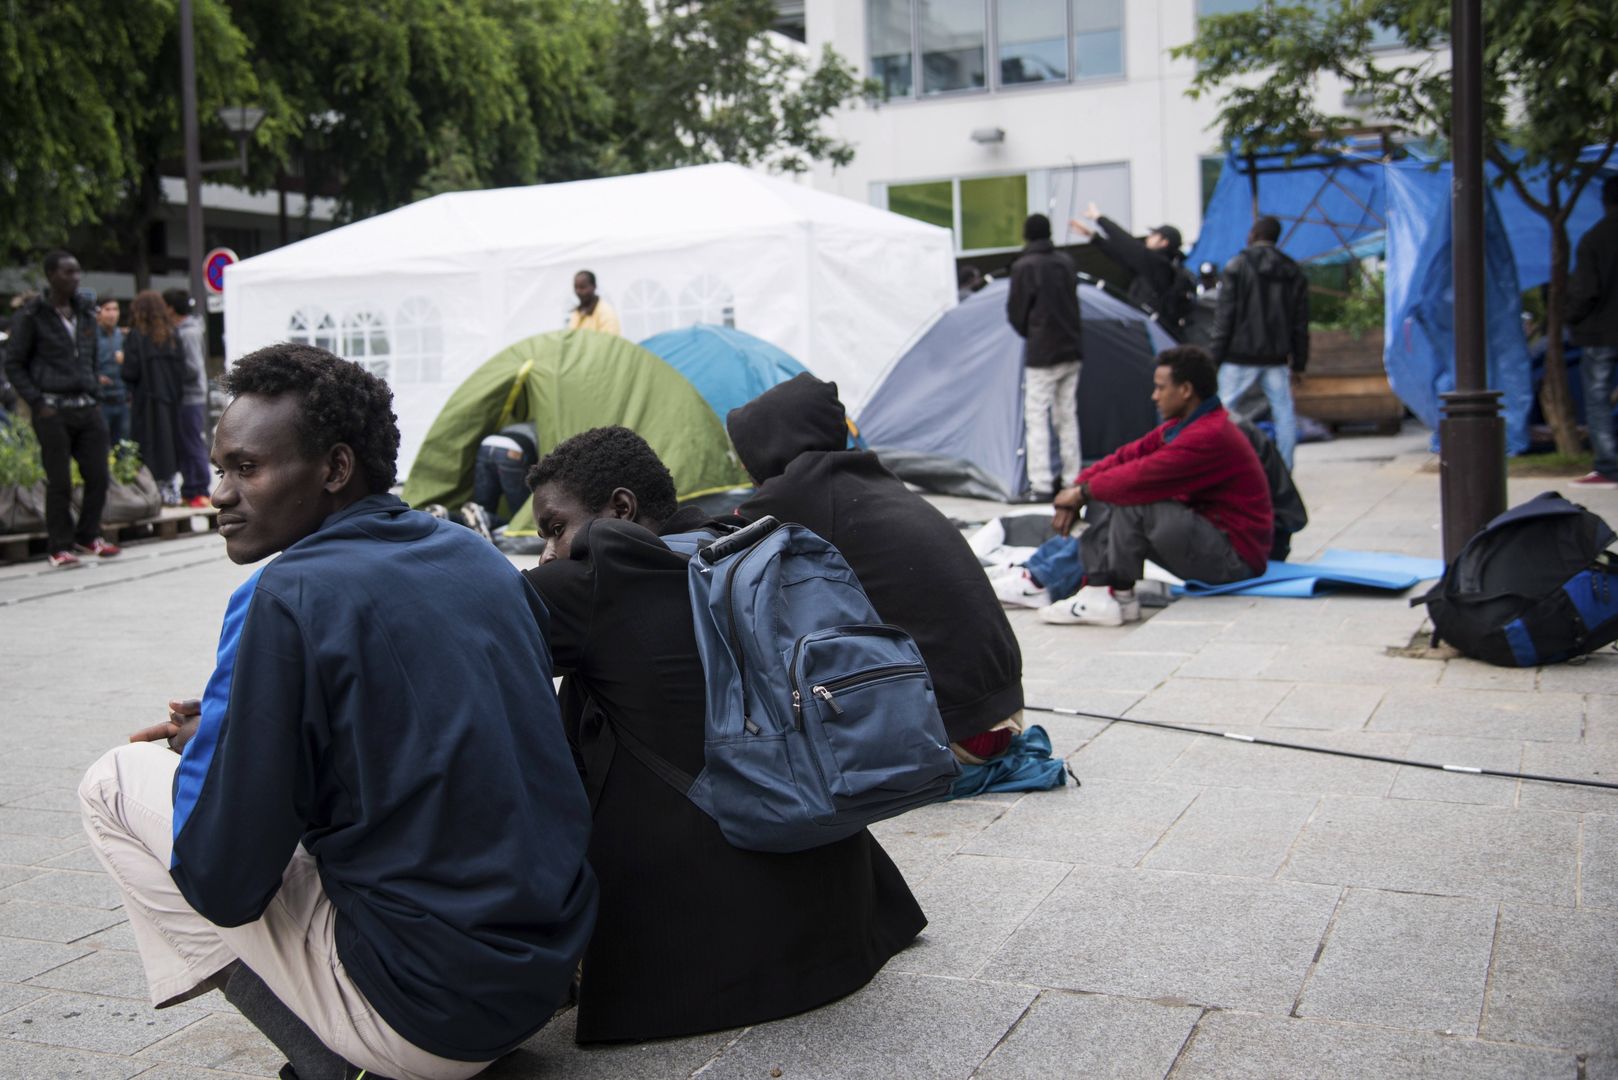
[120,290,185,505]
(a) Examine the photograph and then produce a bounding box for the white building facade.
[801,0,1417,259]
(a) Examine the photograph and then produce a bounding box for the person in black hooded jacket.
[728,373,1026,762]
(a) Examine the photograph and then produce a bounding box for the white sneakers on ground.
[1038,585,1141,626]
[990,567,1051,608]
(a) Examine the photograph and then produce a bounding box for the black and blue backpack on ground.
[627,516,959,853]
[1413,492,1618,667]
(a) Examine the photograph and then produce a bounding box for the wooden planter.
[1295,327,1405,430]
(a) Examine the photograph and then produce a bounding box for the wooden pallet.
[1,506,220,564]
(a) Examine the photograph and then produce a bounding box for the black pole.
[1438,0,1506,561]
[179,0,208,348]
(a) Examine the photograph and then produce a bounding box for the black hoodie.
[728,374,1024,744]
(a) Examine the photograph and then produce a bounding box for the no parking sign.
[203,247,238,294]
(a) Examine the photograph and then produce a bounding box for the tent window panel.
[960,174,1028,252]
[677,275,737,328]
[394,298,445,384]
[887,180,954,232]
[997,0,1067,85]
[289,308,339,354]
[919,0,986,95]
[620,280,677,342]
[867,0,914,98]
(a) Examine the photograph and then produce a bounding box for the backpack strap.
[608,711,700,798]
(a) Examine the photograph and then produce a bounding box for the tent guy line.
[1026,703,1618,791]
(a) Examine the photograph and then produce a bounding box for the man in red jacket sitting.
[1040,345,1273,626]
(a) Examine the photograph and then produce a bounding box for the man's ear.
[608,487,639,522]
[324,443,357,493]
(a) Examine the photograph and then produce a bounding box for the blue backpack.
[620,516,959,853]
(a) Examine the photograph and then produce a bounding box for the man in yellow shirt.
[568,270,621,335]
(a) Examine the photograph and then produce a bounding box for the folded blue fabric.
[1026,536,1085,601]
[1173,548,1446,598]
[948,725,1068,800]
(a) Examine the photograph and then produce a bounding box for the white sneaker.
[1039,585,1141,626]
[992,569,1050,608]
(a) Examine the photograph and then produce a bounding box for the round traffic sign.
[203,247,238,293]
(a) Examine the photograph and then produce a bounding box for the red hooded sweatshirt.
[1077,402,1274,572]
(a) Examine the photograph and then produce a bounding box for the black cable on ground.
[1025,703,1618,792]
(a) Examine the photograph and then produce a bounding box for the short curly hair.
[223,343,399,493]
[527,426,678,523]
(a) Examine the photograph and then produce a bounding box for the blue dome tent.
[639,324,811,425]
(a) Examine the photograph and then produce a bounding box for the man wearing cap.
[1069,202,1186,333]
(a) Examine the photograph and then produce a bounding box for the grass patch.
[1508,451,1593,477]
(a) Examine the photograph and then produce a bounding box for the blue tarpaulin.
[1383,160,1533,454]
[1189,143,1614,454]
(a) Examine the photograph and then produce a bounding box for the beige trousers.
[79,743,490,1080]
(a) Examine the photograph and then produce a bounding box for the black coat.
[1571,210,1618,348]
[1091,215,1180,315]
[121,328,187,481]
[1211,243,1311,370]
[4,293,98,406]
[728,373,1026,744]
[1006,239,1083,368]
[522,519,924,1044]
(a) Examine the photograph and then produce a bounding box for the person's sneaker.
[1039,585,1141,626]
[1010,489,1056,505]
[460,501,494,542]
[1571,471,1618,489]
[185,495,212,509]
[74,538,121,558]
[421,503,450,520]
[992,568,1050,608]
[48,550,83,570]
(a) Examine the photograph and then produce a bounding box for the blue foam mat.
[1173,549,1445,598]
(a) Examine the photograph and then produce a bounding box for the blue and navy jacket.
[171,495,597,1061]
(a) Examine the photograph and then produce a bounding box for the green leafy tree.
[598,0,871,176]
[0,0,259,279]
[1177,0,1618,455]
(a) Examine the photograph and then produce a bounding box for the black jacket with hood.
[728,374,1024,744]
[1006,239,1084,368]
[1211,242,1311,370]
[4,292,99,407]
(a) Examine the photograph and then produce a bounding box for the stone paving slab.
[1582,813,1618,912]
[1265,682,1387,731]
[1138,787,1318,878]
[980,867,1339,1012]
[695,972,1035,1080]
[1294,888,1497,1033]
[1369,687,1586,742]
[1281,796,1580,906]
[1171,1010,1575,1079]
[134,1013,287,1077]
[885,854,1071,978]
[1482,904,1618,1055]
[972,991,1201,1079]
[0,990,207,1055]
[1387,734,1524,807]
[959,779,1199,867]
[0,1038,152,1080]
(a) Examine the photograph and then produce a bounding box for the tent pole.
[1438,0,1506,562]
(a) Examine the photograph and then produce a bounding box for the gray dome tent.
[858,278,1177,500]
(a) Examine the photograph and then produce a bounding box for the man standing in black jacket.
[1007,214,1083,501]
[1569,175,1618,488]
[4,250,120,568]
[1210,217,1311,468]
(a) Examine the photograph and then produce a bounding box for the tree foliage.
[0,0,868,271]
[1176,0,1618,453]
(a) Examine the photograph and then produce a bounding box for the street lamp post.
[1437,0,1507,561]
[179,1,265,353]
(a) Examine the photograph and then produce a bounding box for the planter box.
[1298,327,1404,427]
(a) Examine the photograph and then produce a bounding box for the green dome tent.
[401,329,748,535]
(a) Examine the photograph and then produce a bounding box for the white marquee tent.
[223,163,956,473]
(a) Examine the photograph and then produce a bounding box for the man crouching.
[78,344,597,1080]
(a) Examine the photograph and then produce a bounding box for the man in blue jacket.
[78,344,597,1080]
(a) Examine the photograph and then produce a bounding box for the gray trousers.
[1081,499,1255,589]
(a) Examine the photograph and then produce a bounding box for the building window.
[868,0,1124,100]
[887,180,954,232]
[1197,0,1401,49]
[919,0,987,95]
[287,306,337,354]
[869,0,915,98]
[998,0,1067,85]
[393,297,444,383]
[878,162,1130,255]
[1073,0,1124,79]
[959,175,1027,251]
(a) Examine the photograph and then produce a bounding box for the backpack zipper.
[796,663,928,720]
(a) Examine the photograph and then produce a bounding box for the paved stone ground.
[2,428,1616,1079]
